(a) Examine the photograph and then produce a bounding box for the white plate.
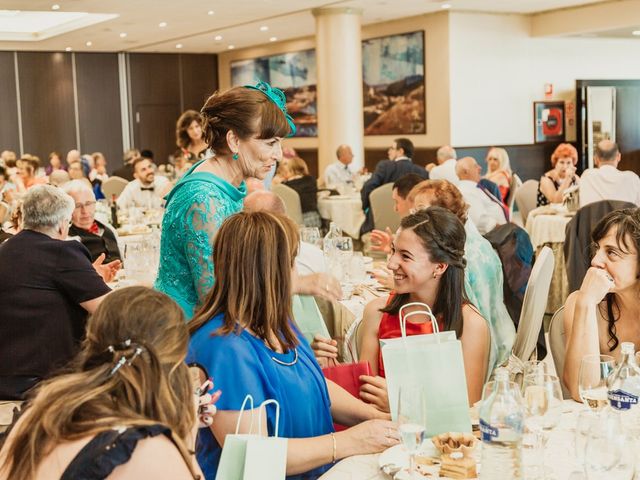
[378,440,439,476]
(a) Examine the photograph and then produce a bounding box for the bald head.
[66,149,81,165]
[455,156,481,183]
[243,190,286,215]
[595,140,620,167]
[336,144,354,166]
[436,145,457,165]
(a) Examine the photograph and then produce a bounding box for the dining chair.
[101,176,129,199]
[272,183,304,225]
[506,173,523,219]
[547,305,571,399]
[370,183,399,232]
[508,246,554,380]
[514,179,539,226]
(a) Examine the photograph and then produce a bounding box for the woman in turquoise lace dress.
[155,82,295,318]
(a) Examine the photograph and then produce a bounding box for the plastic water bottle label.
[608,389,639,410]
[480,419,499,441]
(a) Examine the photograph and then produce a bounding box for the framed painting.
[534,101,565,143]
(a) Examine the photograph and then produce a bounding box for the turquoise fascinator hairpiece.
[244,80,297,137]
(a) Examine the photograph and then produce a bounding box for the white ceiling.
[0,0,630,53]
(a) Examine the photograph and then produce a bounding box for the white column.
[312,7,364,178]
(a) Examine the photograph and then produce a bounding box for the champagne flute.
[397,385,427,479]
[579,355,615,412]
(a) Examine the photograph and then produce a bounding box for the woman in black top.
[537,143,580,207]
[283,156,322,227]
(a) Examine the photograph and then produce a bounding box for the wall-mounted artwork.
[534,101,565,143]
[362,30,425,136]
[231,49,317,137]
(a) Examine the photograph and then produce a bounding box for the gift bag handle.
[257,399,280,438]
[398,302,440,339]
[233,394,256,435]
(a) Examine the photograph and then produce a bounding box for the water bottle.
[607,342,640,436]
[110,194,119,229]
[479,367,524,479]
[322,222,342,257]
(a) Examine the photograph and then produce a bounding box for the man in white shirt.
[579,140,640,207]
[427,145,459,185]
[323,144,355,188]
[116,158,171,210]
[456,156,507,235]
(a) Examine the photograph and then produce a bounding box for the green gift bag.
[381,302,471,437]
[216,396,288,480]
[292,294,330,344]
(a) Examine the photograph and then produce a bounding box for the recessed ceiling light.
[176,43,183,49]
[214,35,222,41]
[119,32,127,38]
[159,21,167,28]
[269,36,277,42]
[85,40,92,46]
[51,4,60,10]
[259,25,269,32]
[441,3,451,9]
[633,30,640,36]
[208,10,215,15]
[228,45,235,50]
[65,46,72,51]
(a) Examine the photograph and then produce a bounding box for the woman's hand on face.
[359,375,390,413]
[345,419,399,455]
[311,335,338,368]
[579,267,615,305]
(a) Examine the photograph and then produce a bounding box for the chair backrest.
[514,179,539,226]
[272,183,304,225]
[49,170,70,187]
[512,245,555,363]
[101,176,129,199]
[370,183,399,232]
[547,306,571,399]
[507,173,523,216]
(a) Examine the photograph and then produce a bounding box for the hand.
[372,268,394,290]
[425,163,436,172]
[196,378,222,428]
[344,419,399,456]
[578,267,615,305]
[359,375,390,413]
[370,228,392,254]
[311,335,338,367]
[293,272,342,302]
[92,253,122,283]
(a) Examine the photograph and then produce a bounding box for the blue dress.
[187,313,334,480]
[154,160,246,318]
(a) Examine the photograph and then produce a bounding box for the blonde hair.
[190,211,299,351]
[286,156,309,176]
[0,287,198,480]
[486,147,511,174]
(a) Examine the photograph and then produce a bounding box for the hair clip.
[109,356,127,376]
[244,80,297,137]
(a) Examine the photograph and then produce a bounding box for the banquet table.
[319,399,587,480]
[525,205,574,315]
[318,194,365,239]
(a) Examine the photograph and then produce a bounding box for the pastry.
[431,432,477,455]
[439,452,477,479]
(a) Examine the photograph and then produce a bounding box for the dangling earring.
[232,152,239,161]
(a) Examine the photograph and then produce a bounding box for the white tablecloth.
[320,400,587,480]
[525,206,574,249]
[318,195,365,239]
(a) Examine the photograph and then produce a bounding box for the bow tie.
[140,186,155,192]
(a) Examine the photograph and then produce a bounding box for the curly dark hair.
[175,110,204,150]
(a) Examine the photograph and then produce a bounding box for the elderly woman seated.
[0,185,118,400]
[63,180,122,263]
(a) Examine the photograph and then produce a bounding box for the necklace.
[271,348,298,366]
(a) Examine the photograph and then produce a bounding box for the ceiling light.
[119,32,127,38]
[85,40,92,46]
[65,46,71,51]
[159,21,167,28]
[214,34,222,41]
[633,30,640,36]
[259,25,269,32]
[441,3,451,9]
[51,4,60,10]
[228,45,235,50]
[269,36,277,42]
[176,43,183,49]
[208,10,215,15]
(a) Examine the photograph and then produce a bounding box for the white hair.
[62,179,96,199]
[437,145,457,163]
[22,184,75,231]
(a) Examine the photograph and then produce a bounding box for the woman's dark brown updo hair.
[175,110,204,149]
[200,87,292,156]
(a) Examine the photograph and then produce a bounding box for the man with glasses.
[63,180,122,263]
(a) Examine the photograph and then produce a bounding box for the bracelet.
[330,432,337,463]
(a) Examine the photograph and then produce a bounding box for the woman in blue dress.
[155,82,295,318]
[188,211,397,480]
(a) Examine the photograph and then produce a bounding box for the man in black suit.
[360,138,428,235]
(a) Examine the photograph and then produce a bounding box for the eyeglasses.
[74,201,96,210]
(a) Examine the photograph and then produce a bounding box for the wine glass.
[397,385,427,479]
[579,355,615,412]
[584,410,634,480]
[334,236,354,283]
[300,227,321,248]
